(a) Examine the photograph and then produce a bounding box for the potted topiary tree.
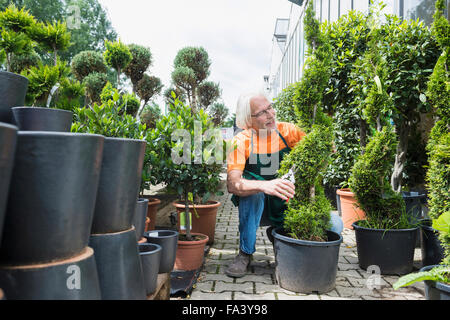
[271,1,343,294]
[146,93,226,270]
[393,0,449,299]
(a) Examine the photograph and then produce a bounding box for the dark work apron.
[231,130,291,228]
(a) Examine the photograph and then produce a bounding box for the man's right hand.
[260,179,295,201]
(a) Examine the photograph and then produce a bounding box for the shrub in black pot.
[349,126,419,275]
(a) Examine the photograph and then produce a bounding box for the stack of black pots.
[0,71,103,299]
[88,135,147,300]
[0,70,147,300]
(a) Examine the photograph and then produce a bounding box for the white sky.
[97,0,294,115]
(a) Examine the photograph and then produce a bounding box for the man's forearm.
[227,177,264,197]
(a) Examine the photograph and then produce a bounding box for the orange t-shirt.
[227,122,306,173]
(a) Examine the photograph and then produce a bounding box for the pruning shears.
[280,165,297,203]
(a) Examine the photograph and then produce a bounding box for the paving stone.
[234,292,275,300]
[276,293,320,300]
[235,273,273,285]
[215,281,254,294]
[189,291,232,300]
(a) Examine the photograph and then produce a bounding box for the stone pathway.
[182,191,426,300]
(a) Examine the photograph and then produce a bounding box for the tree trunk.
[184,190,192,241]
[359,118,368,152]
[391,122,410,193]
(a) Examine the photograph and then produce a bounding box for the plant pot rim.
[172,200,221,209]
[0,247,94,270]
[144,229,178,239]
[141,196,161,204]
[137,197,149,203]
[418,218,438,232]
[12,106,73,114]
[420,264,450,287]
[336,188,355,196]
[272,228,343,247]
[0,122,18,131]
[104,136,147,143]
[138,242,162,255]
[177,232,209,244]
[352,220,419,232]
[17,131,104,139]
[401,191,427,198]
[0,70,29,80]
[91,226,136,237]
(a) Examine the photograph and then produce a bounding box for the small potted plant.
[146,94,226,270]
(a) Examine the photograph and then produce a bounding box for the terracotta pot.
[174,233,209,271]
[173,200,220,245]
[142,196,160,231]
[336,188,365,229]
[145,217,150,232]
[0,288,4,300]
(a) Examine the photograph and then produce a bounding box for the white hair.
[235,91,269,130]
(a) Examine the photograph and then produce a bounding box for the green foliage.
[27,20,71,60]
[0,3,35,32]
[278,124,334,241]
[272,83,296,123]
[82,71,107,104]
[171,46,219,112]
[103,39,132,84]
[163,86,186,106]
[208,102,229,127]
[292,1,332,132]
[348,126,409,229]
[323,10,372,187]
[9,49,39,72]
[196,81,221,110]
[21,59,68,106]
[71,85,146,139]
[70,50,107,81]
[393,265,450,290]
[53,77,85,111]
[121,92,140,116]
[136,74,163,106]
[123,43,152,90]
[140,102,161,130]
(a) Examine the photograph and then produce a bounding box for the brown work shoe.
[224,250,252,278]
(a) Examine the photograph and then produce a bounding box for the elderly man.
[225,92,342,278]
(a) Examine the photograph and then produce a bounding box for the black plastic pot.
[138,243,162,295]
[12,107,73,132]
[0,247,101,300]
[144,229,178,274]
[420,219,445,267]
[0,122,17,246]
[89,227,146,300]
[0,71,28,124]
[402,191,426,247]
[272,228,342,294]
[0,132,104,265]
[133,198,149,241]
[352,221,418,275]
[420,265,450,300]
[91,137,146,234]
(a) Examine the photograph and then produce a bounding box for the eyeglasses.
[251,104,273,118]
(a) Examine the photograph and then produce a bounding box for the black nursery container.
[0,247,101,300]
[0,71,28,124]
[272,228,342,294]
[420,265,450,300]
[133,198,149,241]
[91,137,146,234]
[89,227,146,300]
[0,122,17,245]
[352,221,418,275]
[12,107,73,132]
[0,132,104,265]
[138,243,162,295]
[144,229,178,274]
[420,219,445,267]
